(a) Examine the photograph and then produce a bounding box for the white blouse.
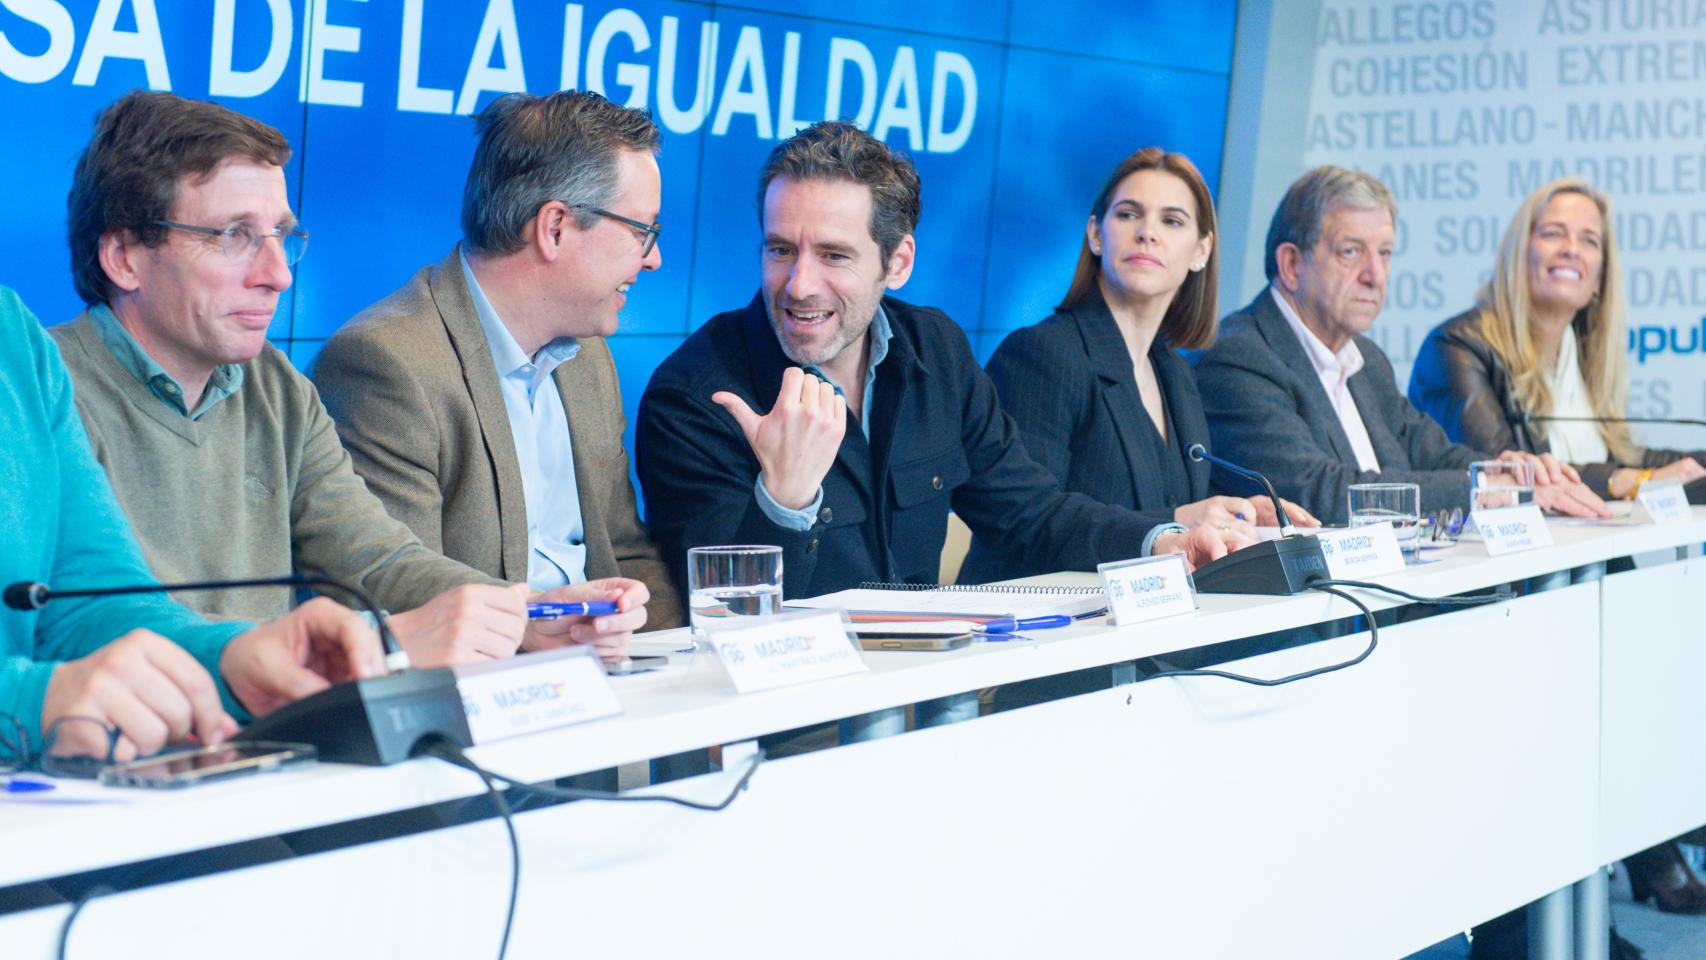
[1543,328,1610,464]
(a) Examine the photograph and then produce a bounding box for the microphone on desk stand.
[1188,443,1300,536]
[1508,412,1706,431]
[3,574,473,764]
[4,574,411,672]
[1181,444,1328,595]
[1505,412,1706,500]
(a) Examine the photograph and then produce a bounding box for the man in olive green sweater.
[52,92,650,666]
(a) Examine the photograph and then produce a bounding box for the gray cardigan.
[1191,289,1484,525]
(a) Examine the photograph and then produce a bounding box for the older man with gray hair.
[1192,165,1607,524]
[315,90,679,642]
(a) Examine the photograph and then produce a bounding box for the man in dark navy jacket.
[637,122,1242,605]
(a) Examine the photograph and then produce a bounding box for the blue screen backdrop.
[0,0,1234,468]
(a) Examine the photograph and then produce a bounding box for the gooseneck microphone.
[1187,443,1298,535]
[2,574,479,765]
[1178,443,1327,595]
[4,574,411,672]
[1508,412,1706,430]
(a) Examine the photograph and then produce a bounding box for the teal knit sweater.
[0,287,244,747]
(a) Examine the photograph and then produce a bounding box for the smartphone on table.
[99,741,317,789]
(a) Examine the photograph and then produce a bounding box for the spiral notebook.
[789,581,1107,623]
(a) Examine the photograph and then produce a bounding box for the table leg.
[1528,886,1574,960]
[1572,869,1608,960]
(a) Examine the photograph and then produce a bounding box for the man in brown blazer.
[314,90,681,636]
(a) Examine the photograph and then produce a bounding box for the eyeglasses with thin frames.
[572,205,660,258]
[153,219,310,266]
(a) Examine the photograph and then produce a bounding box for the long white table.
[4,513,1704,959]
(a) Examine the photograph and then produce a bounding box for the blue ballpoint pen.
[978,615,1075,634]
[527,600,620,620]
[4,778,55,793]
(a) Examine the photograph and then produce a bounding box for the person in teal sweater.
[0,284,381,763]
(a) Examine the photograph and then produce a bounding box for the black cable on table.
[422,741,764,960]
[425,742,764,812]
[1311,577,1513,606]
[56,884,112,960]
[460,752,519,960]
[1139,578,1510,688]
[1140,584,1379,687]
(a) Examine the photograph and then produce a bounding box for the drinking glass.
[1347,482,1422,562]
[1469,460,1535,512]
[687,545,784,632]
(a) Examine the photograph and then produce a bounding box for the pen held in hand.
[528,600,620,620]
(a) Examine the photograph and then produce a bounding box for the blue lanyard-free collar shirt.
[461,249,587,590]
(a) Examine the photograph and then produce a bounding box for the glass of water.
[1347,482,1422,562]
[1469,460,1535,512]
[688,545,784,634]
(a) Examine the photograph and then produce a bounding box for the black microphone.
[1187,443,1298,535]
[1508,412,1706,430]
[1180,444,1327,595]
[2,573,473,764]
[4,574,410,672]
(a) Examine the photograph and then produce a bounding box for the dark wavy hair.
[756,121,921,265]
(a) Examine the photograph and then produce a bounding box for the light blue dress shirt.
[755,305,893,530]
[460,250,588,590]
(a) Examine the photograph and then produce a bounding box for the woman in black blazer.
[963,147,1313,583]
[1409,177,1705,502]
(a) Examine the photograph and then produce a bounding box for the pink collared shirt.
[1271,288,1382,473]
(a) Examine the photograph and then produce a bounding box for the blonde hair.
[1473,178,1638,463]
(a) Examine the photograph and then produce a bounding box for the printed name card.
[1098,554,1195,626]
[1471,504,1553,556]
[1315,524,1406,578]
[1635,479,1691,526]
[456,646,623,744]
[705,611,867,694]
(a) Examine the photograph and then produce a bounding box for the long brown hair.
[1059,147,1218,350]
[1473,178,1637,463]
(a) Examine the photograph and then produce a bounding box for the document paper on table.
[788,587,1106,623]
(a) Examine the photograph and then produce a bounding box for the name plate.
[1098,554,1195,626]
[706,611,867,694]
[1471,504,1553,556]
[1635,479,1691,525]
[1316,524,1405,578]
[455,646,623,744]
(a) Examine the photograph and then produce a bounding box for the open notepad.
[788,582,1107,623]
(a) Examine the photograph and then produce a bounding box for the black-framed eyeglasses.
[0,713,122,779]
[573,205,660,258]
[153,219,310,266]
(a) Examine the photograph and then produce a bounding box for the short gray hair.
[1263,165,1398,281]
[461,91,659,255]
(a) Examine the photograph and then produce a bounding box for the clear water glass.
[688,545,784,632]
[1469,460,1535,512]
[1347,482,1422,562]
